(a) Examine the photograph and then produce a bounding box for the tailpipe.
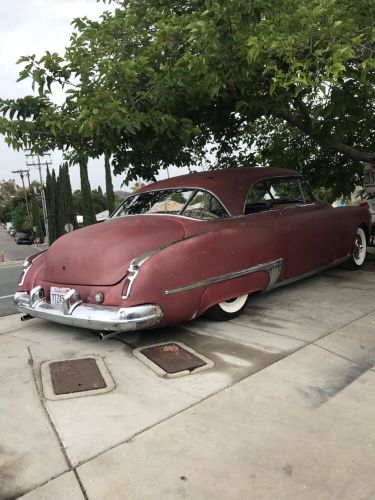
[21,314,34,322]
[98,331,119,340]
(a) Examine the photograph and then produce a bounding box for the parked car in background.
[14,167,371,337]
[9,229,16,237]
[15,232,32,245]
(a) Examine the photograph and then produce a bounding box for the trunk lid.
[44,216,185,286]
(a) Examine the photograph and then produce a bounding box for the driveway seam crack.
[26,346,89,500]
[312,343,375,372]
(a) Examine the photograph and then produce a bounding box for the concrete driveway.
[1,268,375,500]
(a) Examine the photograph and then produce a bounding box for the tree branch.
[275,110,375,164]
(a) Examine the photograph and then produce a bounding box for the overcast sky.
[0,0,191,191]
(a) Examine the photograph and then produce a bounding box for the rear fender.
[197,272,269,316]
[128,225,282,322]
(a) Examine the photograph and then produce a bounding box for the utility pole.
[11,169,30,217]
[25,151,52,245]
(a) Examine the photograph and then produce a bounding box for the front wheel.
[204,294,248,321]
[344,227,367,270]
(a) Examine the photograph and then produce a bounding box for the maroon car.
[14,167,370,337]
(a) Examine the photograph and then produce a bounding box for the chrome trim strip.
[121,240,182,300]
[19,251,46,287]
[14,291,163,332]
[268,255,350,291]
[165,258,284,295]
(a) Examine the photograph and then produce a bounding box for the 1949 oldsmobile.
[14,167,370,338]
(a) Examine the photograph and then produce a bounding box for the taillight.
[360,201,369,208]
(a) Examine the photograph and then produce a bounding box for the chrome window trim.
[165,258,284,295]
[111,187,232,220]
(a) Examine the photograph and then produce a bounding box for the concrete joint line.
[26,347,89,500]
[313,343,375,372]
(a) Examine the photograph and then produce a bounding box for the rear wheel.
[204,294,248,321]
[344,227,367,270]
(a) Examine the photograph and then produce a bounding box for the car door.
[275,178,340,278]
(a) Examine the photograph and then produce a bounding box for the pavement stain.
[297,362,370,408]
[0,446,25,500]
[116,326,295,385]
[282,463,293,476]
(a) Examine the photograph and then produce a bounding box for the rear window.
[112,189,228,220]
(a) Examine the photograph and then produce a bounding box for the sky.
[0,0,191,191]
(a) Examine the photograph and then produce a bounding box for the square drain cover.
[41,356,115,400]
[133,342,214,378]
[50,358,106,394]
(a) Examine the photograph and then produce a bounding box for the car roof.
[137,167,299,215]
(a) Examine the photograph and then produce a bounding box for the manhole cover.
[49,358,106,394]
[41,356,115,400]
[133,342,214,378]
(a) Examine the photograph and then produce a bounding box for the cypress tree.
[56,165,65,235]
[104,152,116,213]
[55,163,78,234]
[79,155,96,226]
[64,163,77,229]
[46,167,59,243]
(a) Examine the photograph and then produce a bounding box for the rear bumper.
[14,287,163,332]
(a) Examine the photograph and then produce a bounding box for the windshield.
[112,189,229,220]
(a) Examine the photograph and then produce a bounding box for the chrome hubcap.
[354,235,363,260]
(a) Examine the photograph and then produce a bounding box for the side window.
[245,181,274,214]
[269,178,303,203]
[300,180,315,203]
[181,190,228,220]
[245,177,304,214]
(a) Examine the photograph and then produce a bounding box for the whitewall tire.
[204,294,249,321]
[344,227,367,269]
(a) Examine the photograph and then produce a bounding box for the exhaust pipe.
[21,314,34,322]
[98,331,119,340]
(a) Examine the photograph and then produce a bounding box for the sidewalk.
[1,267,375,500]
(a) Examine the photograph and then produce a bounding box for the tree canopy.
[0,0,374,196]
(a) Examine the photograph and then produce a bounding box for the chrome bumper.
[14,286,163,332]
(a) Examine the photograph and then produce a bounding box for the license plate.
[50,287,71,305]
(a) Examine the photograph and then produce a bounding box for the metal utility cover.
[133,342,214,378]
[49,358,106,394]
[41,356,115,400]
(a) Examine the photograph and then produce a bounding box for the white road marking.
[0,294,14,300]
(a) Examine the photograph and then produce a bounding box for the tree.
[46,168,59,243]
[57,163,77,233]
[0,0,374,196]
[12,203,31,232]
[104,152,116,213]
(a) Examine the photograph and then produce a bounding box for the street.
[0,263,22,316]
[0,227,38,316]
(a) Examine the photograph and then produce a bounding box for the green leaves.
[1,0,374,186]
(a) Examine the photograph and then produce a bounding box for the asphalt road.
[0,264,22,316]
[0,226,36,262]
[0,227,39,317]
